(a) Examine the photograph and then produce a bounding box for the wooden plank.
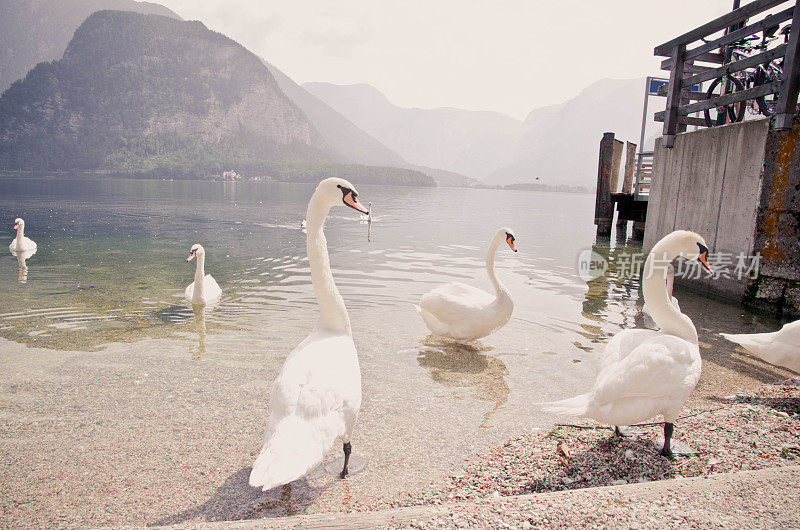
[595,133,615,236]
[656,85,707,100]
[621,141,637,194]
[679,6,794,64]
[681,43,787,87]
[610,139,624,193]
[774,1,800,129]
[678,81,781,114]
[653,113,716,127]
[654,0,788,56]
[662,52,725,69]
[663,44,687,148]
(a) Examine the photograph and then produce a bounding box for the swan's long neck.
[194,253,206,291]
[306,195,351,336]
[486,237,508,299]
[642,240,697,343]
[15,224,23,244]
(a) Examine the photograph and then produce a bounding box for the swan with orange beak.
[418,227,517,342]
[184,243,222,305]
[9,218,37,253]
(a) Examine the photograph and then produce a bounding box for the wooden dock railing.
[655,0,800,147]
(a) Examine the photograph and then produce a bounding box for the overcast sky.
[159,0,738,120]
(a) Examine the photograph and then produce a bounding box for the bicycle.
[702,23,788,127]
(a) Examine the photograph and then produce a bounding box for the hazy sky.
[159,0,738,119]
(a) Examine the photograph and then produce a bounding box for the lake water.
[0,177,790,526]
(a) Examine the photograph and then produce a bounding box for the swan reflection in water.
[417,336,509,427]
[191,304,207,360]
[10,247,36,283]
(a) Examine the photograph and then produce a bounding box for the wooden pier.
[594,132,649,239]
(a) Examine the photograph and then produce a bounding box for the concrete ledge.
[167,465,800,529]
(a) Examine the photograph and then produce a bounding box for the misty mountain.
[0,0,181,95]
[305,78,660,188]
[267,67,476,187]
[303,82,524,180]
[486,78,661,187]
[0,11,335,176]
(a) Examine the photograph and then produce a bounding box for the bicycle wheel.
[754,65,780,116]
[704,75,746,127]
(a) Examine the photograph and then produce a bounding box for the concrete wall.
[645,119,770,299]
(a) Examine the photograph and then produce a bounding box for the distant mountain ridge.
[0,0,181,95]
[305,79,661,188]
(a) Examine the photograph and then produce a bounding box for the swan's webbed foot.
[660,422,674,458]
[340,442,352,479]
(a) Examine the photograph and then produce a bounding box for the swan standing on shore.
[184,244,222,305]
[250,177,370,491]
[418,228,517,342]
[9,218,36,253]
[721,320,800,373]
[542,230,714,457]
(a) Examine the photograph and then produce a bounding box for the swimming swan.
[418,228,516,342]
[721,320,800,373]
[249,177,370,491]
[542,230,714,456]
[184,244,222,305]
[9,218,37,253]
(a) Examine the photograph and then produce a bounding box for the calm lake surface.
[0,176,788,525]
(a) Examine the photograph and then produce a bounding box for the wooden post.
[632,221,646,241]
[621,141,637,194]
[662,44,686,148]
[775,2,800,130]
[594,132,615,237]
[610,139,624,194]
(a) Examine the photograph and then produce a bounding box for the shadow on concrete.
[151,466,328,525]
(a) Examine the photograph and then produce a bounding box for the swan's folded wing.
[420,282,494,318]
[600,329,659,370]
[592,336,700,405]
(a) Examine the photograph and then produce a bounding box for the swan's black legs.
[661,422,674,457]
[614,425,624,438]
[340,442,352,479]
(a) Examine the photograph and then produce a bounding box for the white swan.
[721,320,800,373]
[184,244,222,305]
[9,218,37,253]
[249,177,370,491]
[642,263,680,326]
[542,230,714,456]
[418,228,516,342]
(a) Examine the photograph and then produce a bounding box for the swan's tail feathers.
[720,332,766,355]
[539,393,591,417]
[248,416,331,492]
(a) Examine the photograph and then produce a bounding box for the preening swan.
[249,177,370,491]
[721,320,800,373]
[184,244,222,305]
[542,230,714,456]
[418,228,516,342]
[9,218,37,253]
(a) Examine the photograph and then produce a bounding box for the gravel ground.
[357,378,800,518]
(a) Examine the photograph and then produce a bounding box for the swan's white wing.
[722,320,800,372]
[600,328,659,370]
[250,334,361,491]
[420,282,494,320]
[204,274,223,300]
[184,282,194,301]
[588,335,701,425]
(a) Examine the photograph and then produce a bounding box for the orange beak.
[698,250,713,274]
[13,222,19,230]
[507,238,517,252]
[187,251,196,262]
[343,191,369,214]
